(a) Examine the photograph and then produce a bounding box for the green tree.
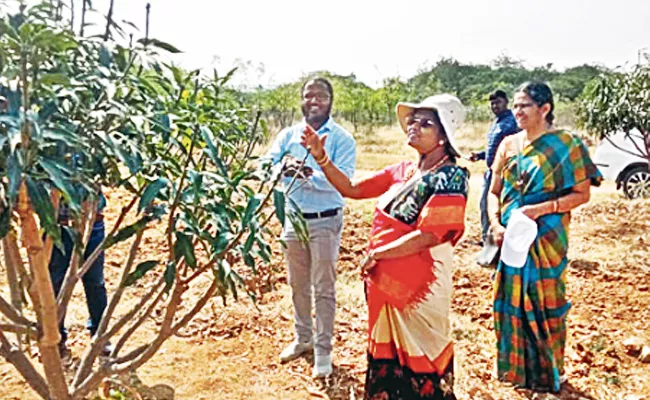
[0,2,288,399]
[578,66,650,197]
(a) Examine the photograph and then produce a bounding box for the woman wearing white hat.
[301,94,469,399]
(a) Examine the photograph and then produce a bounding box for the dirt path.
[1,183,649,399]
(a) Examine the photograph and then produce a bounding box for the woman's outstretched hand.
[300,125,327,160]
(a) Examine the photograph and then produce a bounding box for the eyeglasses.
[302,93,331,102]
[406,117,437,129]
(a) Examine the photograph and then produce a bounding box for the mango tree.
[0,2,290,399]
[578,66,650,198]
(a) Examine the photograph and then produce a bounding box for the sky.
[61,0,650,88]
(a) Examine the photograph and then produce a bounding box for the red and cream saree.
[356,161,468,400]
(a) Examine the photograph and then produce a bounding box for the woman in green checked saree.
[487,82,602,392]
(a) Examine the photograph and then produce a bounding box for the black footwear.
[101,341,114,357]
[58,342,71,359]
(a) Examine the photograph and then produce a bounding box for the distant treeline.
[240,56,609,133]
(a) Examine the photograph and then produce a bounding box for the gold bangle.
[314,152,328,164]
[316,154,330,167]
[318,157,331,168]
[553,199,559,213]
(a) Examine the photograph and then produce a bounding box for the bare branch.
[604,135,648,160]
[111,280,165,358]
[56,200,96,324]
[57,192,139,317]
[106,280,185,375]
[103,0,115,42]
[0,294,33,327]
[80,0,87,37]
[0,332,50,399]
[144,3,150,47]
[170,278,219,333]
[73,228,145,387]
[0,323,38,339]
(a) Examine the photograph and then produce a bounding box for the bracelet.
[316,154,330,167]
[552,199,559,213]
[314,152,328,164]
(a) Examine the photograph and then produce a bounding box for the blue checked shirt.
[267,118,356,213]
[476,110,519,168]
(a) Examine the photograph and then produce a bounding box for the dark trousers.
[480,170,493,242]
[48,220,107,343]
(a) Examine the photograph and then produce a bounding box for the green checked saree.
[491,130,602,392]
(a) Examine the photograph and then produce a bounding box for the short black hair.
[301,77,333,100]
[489,90,508,102]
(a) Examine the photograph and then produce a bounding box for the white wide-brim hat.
[396,94,466,157]
[500,209,538,268]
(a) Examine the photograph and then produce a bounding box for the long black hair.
[517,81,554,125]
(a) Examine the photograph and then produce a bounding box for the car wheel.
[622,165,650,199]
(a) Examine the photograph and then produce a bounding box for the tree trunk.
[80,0,87,36]
[16,185,70,400]
[2,236,25,345]
[103,0,115,42]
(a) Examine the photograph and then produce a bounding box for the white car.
[593,130,650,199]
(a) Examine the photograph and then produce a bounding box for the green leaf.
[138,178,169,213]
[25,176,61,248]
[174,231,197,268]
[40,73,70,86]
[242,227,257,254]
[124,260,159,287]
[200,125,227,174]
[241,194,263,227]
[104,216,151,248]
[38,158,79,212]
[272,189,285,225]
[164,262,176,290]
[7,153,22,205]
[138,38,182,53]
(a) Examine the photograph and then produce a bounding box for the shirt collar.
[301,116,333,134]
[496,109,513,121]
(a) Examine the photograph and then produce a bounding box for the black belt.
[301,208,340,220]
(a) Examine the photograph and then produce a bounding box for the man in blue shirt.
[268,77,356,378]
[470,90,519,248]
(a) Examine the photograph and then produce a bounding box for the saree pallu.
[493,131,602,392]
[364,189,465,399]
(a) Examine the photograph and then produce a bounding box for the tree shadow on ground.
[520,382,597,400]
[295,353,364,400]
[111,371,175,400]
[568,259,600,274]
[322,364,364,399]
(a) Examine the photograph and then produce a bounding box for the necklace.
[404,155,449,181]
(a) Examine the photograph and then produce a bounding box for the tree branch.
[110,279,165,358]
[0,294,33,327]
[0,332,50,400]
[16,184,70,400]
[103,0,115,42]
[57,192,139,317]
[72,228,145,387]
[56,200,96,325]
[0,323,38,339]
